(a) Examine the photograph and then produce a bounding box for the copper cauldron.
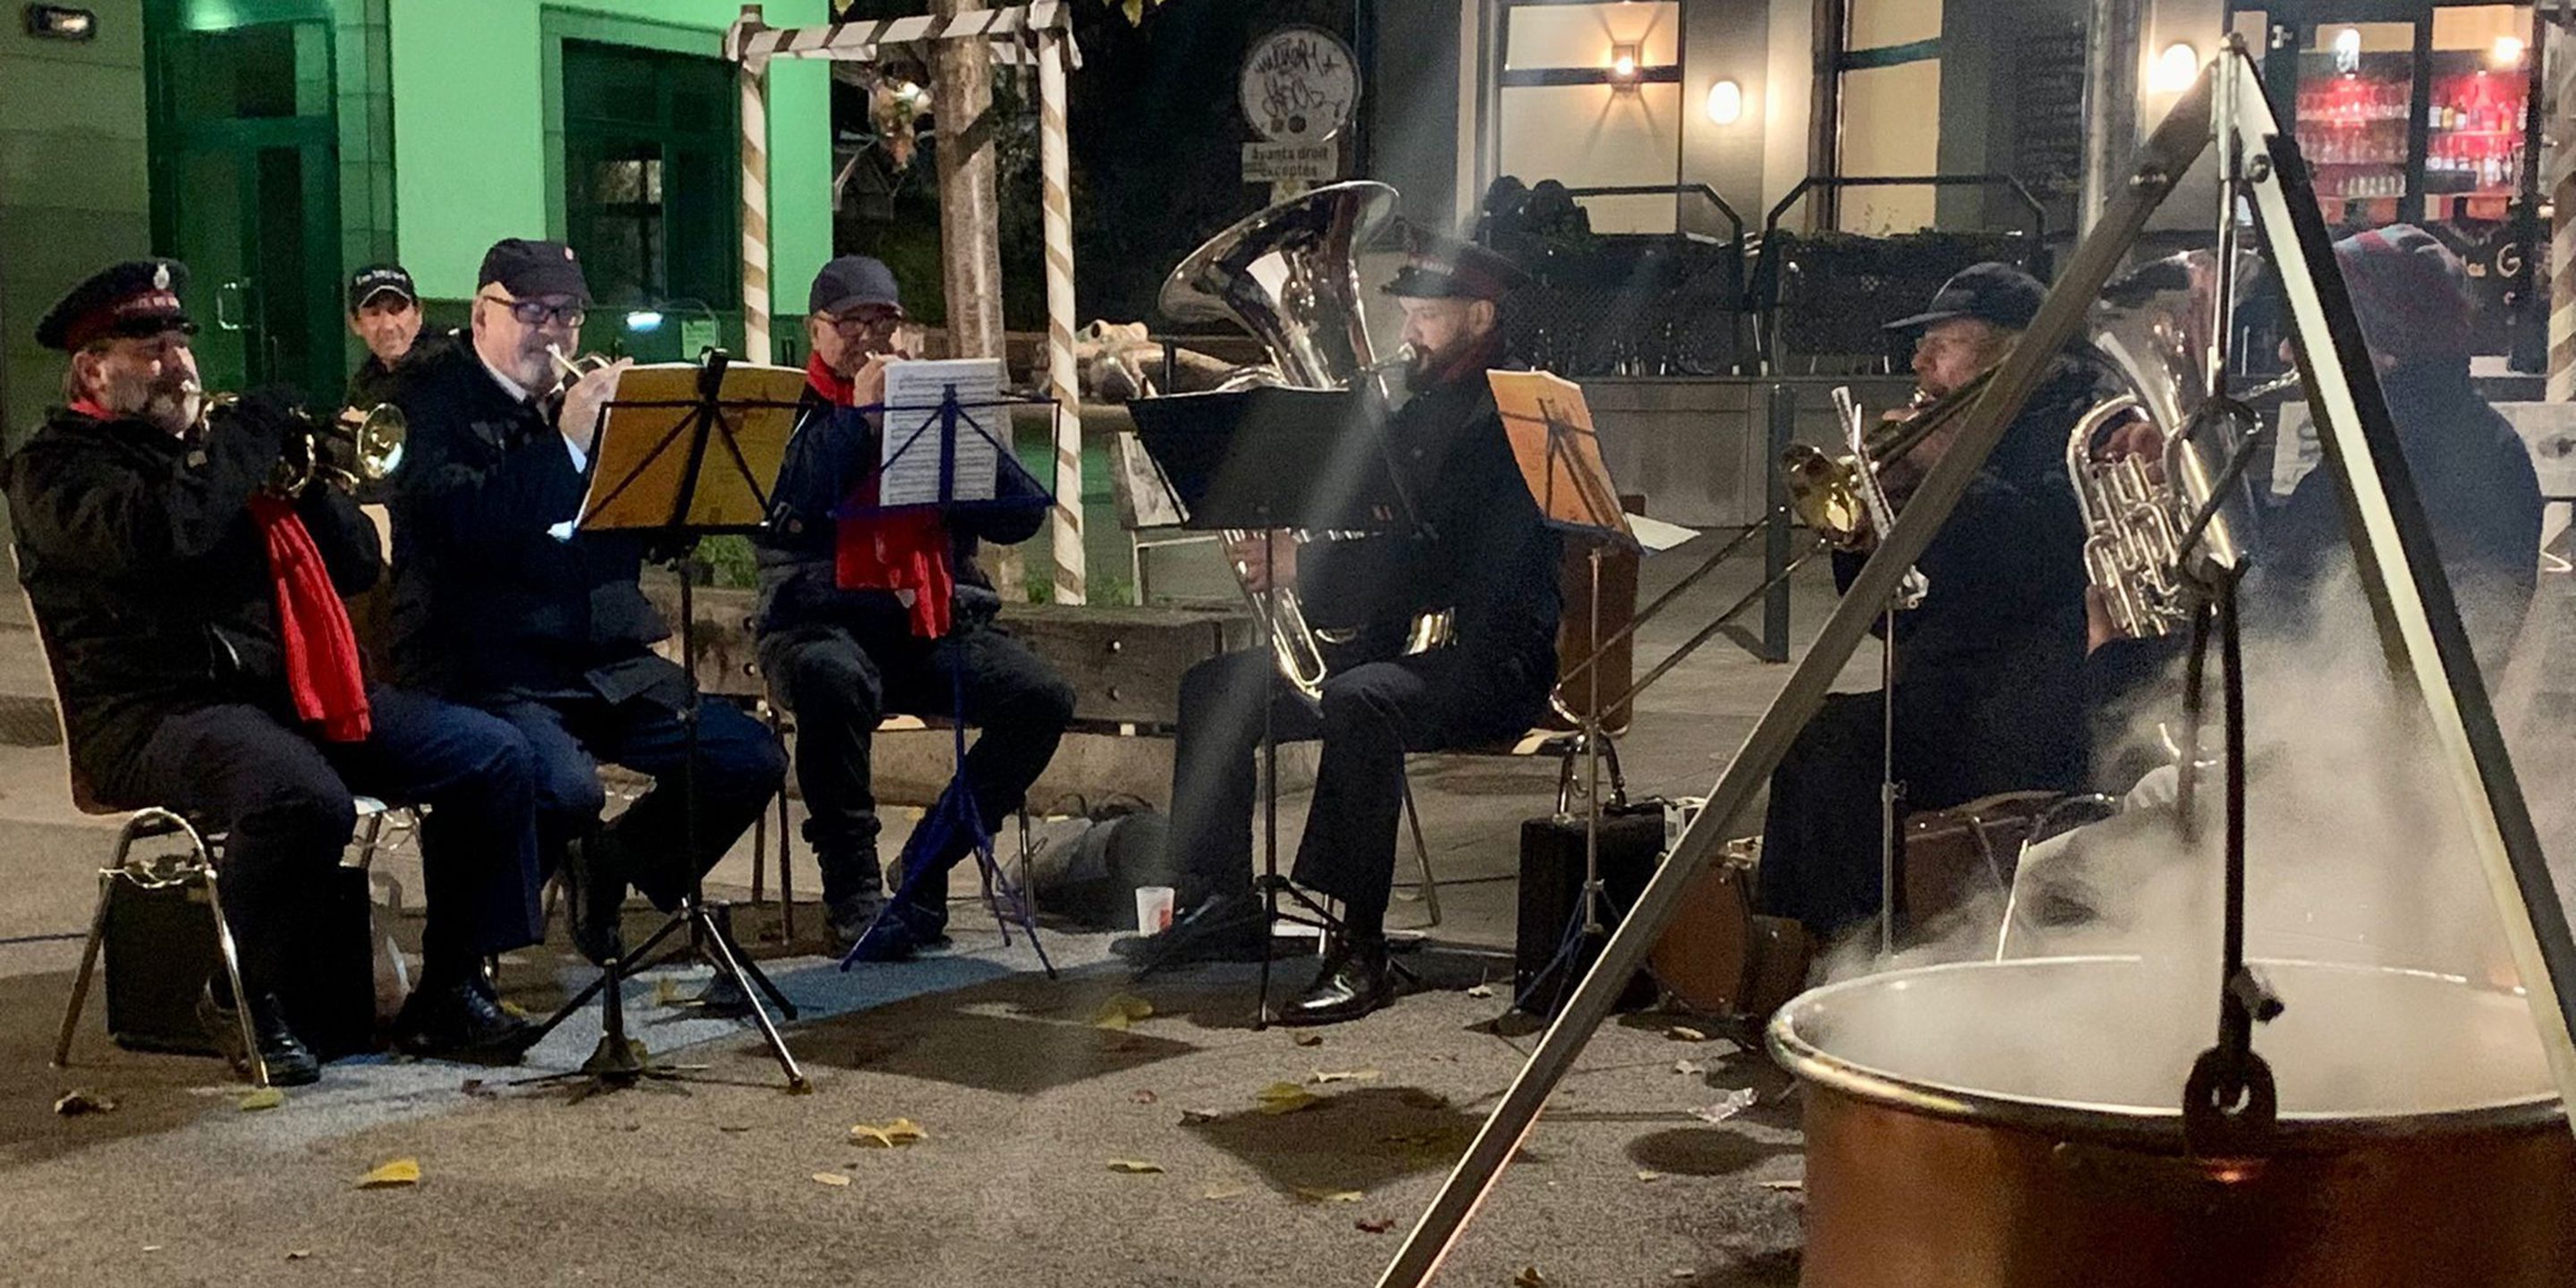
[1767,956,2575,1288]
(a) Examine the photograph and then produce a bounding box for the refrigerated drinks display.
[2267,4,2538,360]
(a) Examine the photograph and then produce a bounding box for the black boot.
[1276,935,1395,1027]
[199,987,320,1086]
[390,970,539,1063]
[560,830,628,966]
[1111,889,1269,966]
[820,850,887,957]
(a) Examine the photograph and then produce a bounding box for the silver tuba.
[1154,181,1448,701]
[2074,250,2283,639]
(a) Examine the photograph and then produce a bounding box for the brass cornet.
[181,380,407,496]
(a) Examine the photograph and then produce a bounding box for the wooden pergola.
[724,2,1089,603]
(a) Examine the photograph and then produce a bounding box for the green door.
[148,14,341,406]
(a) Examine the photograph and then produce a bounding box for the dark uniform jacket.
[752,384,1047,639]
[2,396,380,782]
[383,341,680,705]
[1301,349,1564,695]
[1833,356,2097,800]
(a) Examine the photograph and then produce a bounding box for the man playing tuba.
[1125,236,1563,1026]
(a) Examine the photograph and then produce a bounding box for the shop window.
[562,40,739,310]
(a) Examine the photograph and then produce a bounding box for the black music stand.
[835,378,1059,976]
[1487,371,1641,1018]
[518,350,809,1097]
[1129,385,1425,1027]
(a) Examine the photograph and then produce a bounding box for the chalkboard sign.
[2015,22,2087,200]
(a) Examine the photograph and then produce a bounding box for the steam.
[1800,564,2571,1114]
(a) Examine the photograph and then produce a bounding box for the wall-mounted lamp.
[2150,42,2200,94]
[22,4,97,39]
[2492,35,2525,69]
[1608,42,1640,89]
[1705,79,1743,124]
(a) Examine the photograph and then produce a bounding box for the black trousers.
[1167,647,1546,919]
[482,692,787,910]
[1754,688,2084,935]
[759,620,1075,909]
[96,683,544,990]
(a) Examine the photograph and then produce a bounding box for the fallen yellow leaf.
[811,1172,852,1188]
[1091,994,1155,1030]
[1293,1185,1365,1204]
[1666,1026,1708,1042]
[1179,1107,1221,1124]
[1292,1032,1324,1047]
[1202,1184,1248,1200]
[1256,1082,1320,1115]
[849,1118,928,1148]
[1513,1267,1550,1288]
[1464,984,1496,999]
[1106,1158,1165,1174]
[357,1158,419,1189]
[1760,1178,1804,1192]
[238,1088,284,1113]
[1309,1068,1381,1085]
[1635,1170,1664,1183]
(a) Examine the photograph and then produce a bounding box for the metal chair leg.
[199,865,269,1089]
[52,868,115,1069]
[1400,776,1443,928]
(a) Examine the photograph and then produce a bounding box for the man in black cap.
[382,238,786,964]
[4,258,550,1083]
[752,256,1073,958]
[343,262,448,410]
[1128,235,1563,1025]
[1751,261,2095,936]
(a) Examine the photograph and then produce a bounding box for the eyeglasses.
[822,309,903,337]
[482,293,586,329]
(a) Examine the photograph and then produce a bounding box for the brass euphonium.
[1152,180,1453,703]
[2075,250,2284,640]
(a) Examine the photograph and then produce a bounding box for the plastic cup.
[1135,886,1177,936]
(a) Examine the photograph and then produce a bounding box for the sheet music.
[878,358,1007,506]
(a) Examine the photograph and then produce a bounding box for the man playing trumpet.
[382,239,785,965]
[4,258,549,1082]
[1755,263,2096,936]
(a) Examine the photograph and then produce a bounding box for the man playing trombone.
[1126,238,1563,1026]
[1754,263,2096,937]
[382,239,785,966]
[4,258,549,1082]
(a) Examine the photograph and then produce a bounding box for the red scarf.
[811,354,955,638]
[248,496,371,741]
[79,399,370,741]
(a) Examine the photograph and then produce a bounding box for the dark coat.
[1301,355,1564,691]
[345,329,456,411]
[1831,356,2097,801]
[382,341,680,705]
[751,384,1047,639]
[2086,360,2544,780]
[2,395,380,780]
[2257,360,2543,666]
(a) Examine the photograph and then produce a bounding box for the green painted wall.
[389,0,834,335]
[0,1,153,451]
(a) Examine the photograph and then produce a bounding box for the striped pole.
[739,42,775,366]
[1039,30,1086,604]
[2548,21,2576,400]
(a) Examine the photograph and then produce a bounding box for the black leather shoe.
[199,987,320,1086]
[561,832,628,966]
[825,894,886,957]
[390,979,539,1064]
[1110,890,1269,965]
[1275,936,1396,1027]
